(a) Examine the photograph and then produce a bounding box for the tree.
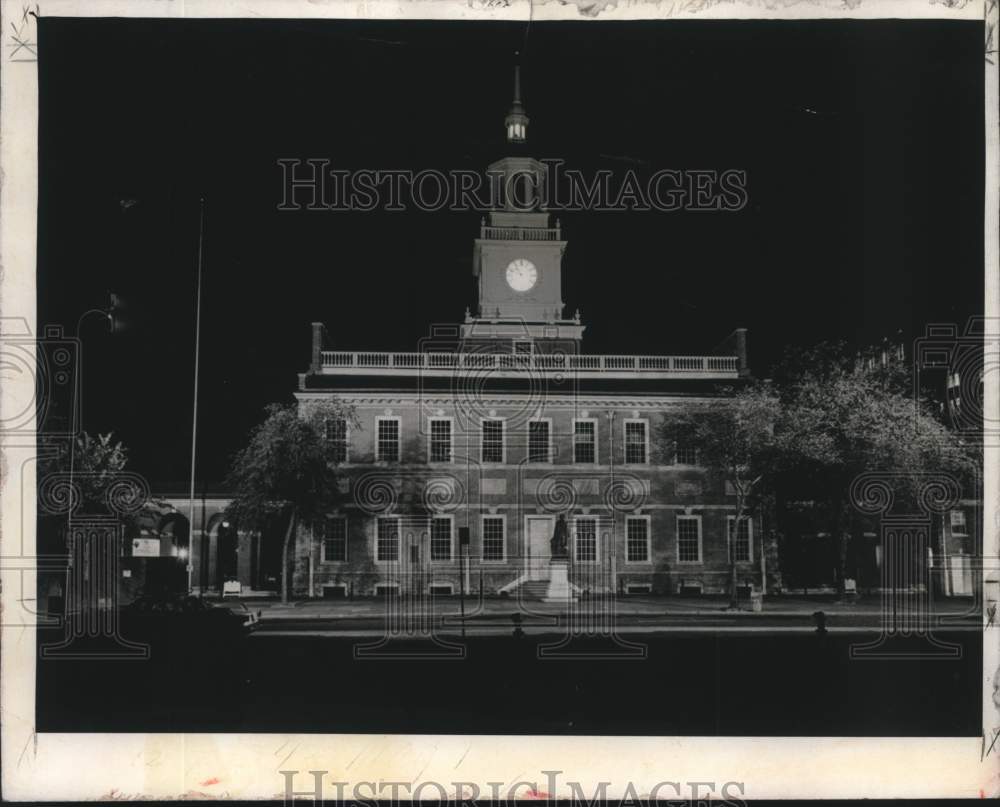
[660,384,783,608]
[776,341,977,596]
[37,432,133,612]
[225,400,356,602]
[39,432,131,512]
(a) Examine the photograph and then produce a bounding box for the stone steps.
[518,580,550,600]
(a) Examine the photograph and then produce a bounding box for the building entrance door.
[526,516,553,580]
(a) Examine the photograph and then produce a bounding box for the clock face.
[505,258,538,292]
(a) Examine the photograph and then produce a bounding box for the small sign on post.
[131,537,160,558]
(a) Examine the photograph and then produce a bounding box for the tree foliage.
[41,432,130,514]
[775,342,976,592]
[778,343,976,504]
[36,433,133,601]
[659,340,978,599]
[660,383,783,606]
[225,400,357,601]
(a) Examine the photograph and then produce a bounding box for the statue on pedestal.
[550,513,569,559]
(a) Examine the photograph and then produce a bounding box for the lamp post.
[187,198,205,596]
[61,306,114,617]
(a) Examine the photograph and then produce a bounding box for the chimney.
[711,328,751,378]
[309,322,328,374]
[733,328,749,377]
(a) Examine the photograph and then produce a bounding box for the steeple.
[464,60,582,346]
[504,60,529,144]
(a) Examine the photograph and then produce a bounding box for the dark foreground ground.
[36,608,981,736]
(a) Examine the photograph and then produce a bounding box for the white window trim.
[727,515,754,563]
[626,584,652,594]
[573,515,600,564]
[374,515,402,565]
[429,513,455,563]
[480,513,507,563]
[623,418,650,466]
[427,416,455,464]
[374,415,402,463]
[320,515,348,563]
[322,583,348,597]
[428,583,454,595]
[527,417,553,464]
[480,416,506,465]
[676,514,704,565]
[625,514,652,565]
[324,417,351,463]
[374,583,400,595]
[572,417,599,465]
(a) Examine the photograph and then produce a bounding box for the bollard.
[812,610,827,635]
[511,612,524,639]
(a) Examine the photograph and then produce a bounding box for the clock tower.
[462,64,585,349]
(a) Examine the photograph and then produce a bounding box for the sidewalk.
[220,593,978,622]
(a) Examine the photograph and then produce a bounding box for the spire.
[505,56,529,144]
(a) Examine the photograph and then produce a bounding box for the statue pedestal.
[544,559,576,603]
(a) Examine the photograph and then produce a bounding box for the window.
[528,419,550,463]
[376,417,400,462]
[482,516,505,561]
[950,509,968,534]
[626,516,650,562]
[481,418,504,464]
[675,442,699,465]
[430,516,453,561]
[429,418,453,463]
[575,518,597,562]
[624,420,648,464]
[573,419,597,464]
[514,341,533,355]
[376,517,400,562]
[322,517,347,562]
[728,516,753,562]
[677,516,702,563]
[325,418,348,463]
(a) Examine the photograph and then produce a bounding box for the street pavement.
[217,593,982,636]
[37,594,983,735]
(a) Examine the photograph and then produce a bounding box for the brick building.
[286,68,757,600]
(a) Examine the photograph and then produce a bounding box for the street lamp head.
[107,291,132,334]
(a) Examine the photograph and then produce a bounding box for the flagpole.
[187,198,205,596]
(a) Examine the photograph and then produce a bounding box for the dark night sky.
[37,18,984,487]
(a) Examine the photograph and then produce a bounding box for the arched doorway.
[153,513,190,597]
[216,519,238,591]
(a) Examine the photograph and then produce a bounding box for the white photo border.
[1,0,996,800]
